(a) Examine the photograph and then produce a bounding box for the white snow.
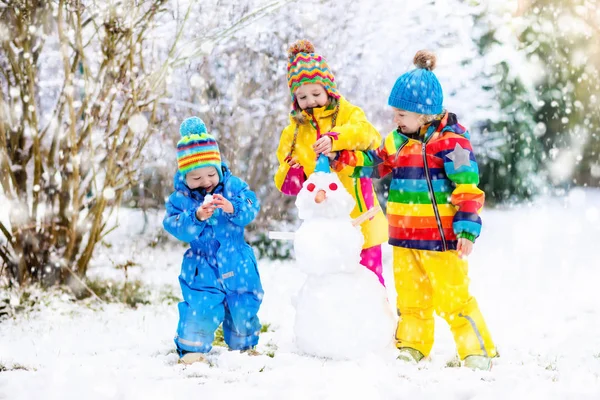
[202,194,213,205]
[1,189,600,399]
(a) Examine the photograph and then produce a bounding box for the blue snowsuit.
[163,164,263,353]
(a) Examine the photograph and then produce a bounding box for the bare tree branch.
[175,0,296,65]
[0,89,18,194]
[0,221,12,245]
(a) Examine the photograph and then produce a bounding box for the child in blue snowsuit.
[163,117,263,364]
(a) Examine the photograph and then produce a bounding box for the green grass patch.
[212,325,226,347]
[0,286,68,315]
[84,278,150,308]
[158,288,182,305]
[545,362,558,371]
[0,362,33,372]
[264,340,278,358]
[445,357,461,368]
[211,322,273,347]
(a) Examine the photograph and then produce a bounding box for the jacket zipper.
[393,134,409,164]
[422,139,447,251]
[310,113,321,139]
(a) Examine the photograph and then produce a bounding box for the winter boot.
[396,347,424,363]
[240,346,261,356]
[463,355,492,371]
[178,352,207,365]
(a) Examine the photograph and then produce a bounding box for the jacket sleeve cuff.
[191,207,206,225]
[227,198,242,220]
[280,166,306,195]
[324,132,339,141]
[457,232,476,242]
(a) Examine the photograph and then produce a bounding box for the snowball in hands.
[202,194,213,205]
[293,172,395,359]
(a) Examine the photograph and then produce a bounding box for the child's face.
[393,108,423,134]
[185,166,219,192]
[295,83,328,110]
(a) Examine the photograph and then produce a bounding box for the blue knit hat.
[388,50,443,115]
[177,117,223,181]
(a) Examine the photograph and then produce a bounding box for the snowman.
[293,155,395,359]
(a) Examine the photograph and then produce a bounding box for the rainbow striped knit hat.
[176,117,222,181]
[287,40,339,101]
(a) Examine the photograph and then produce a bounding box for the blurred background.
[1,0,599,287]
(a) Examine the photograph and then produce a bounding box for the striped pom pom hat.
[176,117,222,181]
[287,39,339,100]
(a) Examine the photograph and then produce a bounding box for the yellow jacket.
[274,97,388,249]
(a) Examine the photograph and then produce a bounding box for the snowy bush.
[0,0,281,285]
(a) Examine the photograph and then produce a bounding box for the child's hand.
[212,194,234,214]
[457,238,473,258]
[285,156,302,168]
[313,136,333,155]
[326,151,337,160]
[196,203,215,221]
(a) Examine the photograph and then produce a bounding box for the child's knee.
[435,294,478,321]
[225,306,260,334]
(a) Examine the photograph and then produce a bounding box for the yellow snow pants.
[393,247,497,360]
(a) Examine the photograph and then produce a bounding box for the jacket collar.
[174,163,231,195]
[399,111,453,143]
[421,111,447,142]
[289,96,344,124]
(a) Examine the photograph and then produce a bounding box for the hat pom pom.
[287,39,315,60]
[179,117,207,138]
[413,50,437,71]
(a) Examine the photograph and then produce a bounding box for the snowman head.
[295,171,355,220]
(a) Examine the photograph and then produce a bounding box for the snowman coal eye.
[329,183,338,191]
[307,183,316,192]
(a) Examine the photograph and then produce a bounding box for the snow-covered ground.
[1,188,600,399]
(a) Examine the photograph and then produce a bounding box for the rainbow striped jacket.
[333,112,485,252]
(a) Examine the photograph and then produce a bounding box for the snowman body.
[293,171,395,359]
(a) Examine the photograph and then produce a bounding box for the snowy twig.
[0,92,18,194]
[0,253,6,278]
[146,2,194,93]
[171,0,296,67]
[61,263,106,304]
[97,224,120,243]
[57,0,83,263]
[157,98,210,114]
[268,231,295,241]
[351,206,382,227]
[0,222,12,245]
[0,245,11,279]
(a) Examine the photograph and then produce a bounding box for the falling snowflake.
[127,114,148,134]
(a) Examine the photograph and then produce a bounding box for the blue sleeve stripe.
[453,220,481,236]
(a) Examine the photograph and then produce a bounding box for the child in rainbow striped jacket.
[328,51,498,370]
[274,39,388,285]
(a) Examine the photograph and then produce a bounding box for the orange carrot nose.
[314,189,326,203]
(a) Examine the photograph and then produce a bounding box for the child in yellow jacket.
[328,51,497,370]
[274,39,388,285]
